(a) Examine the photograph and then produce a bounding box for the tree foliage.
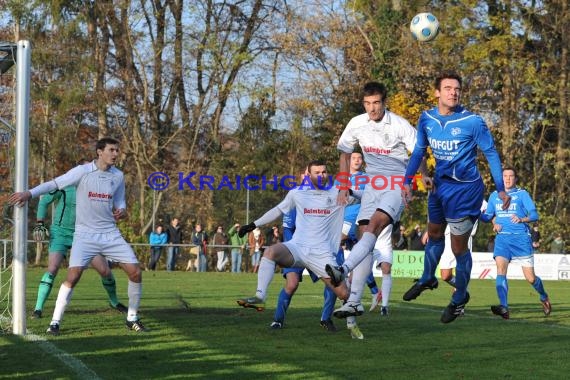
[0,0,567,249]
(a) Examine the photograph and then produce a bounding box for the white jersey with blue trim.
[337,111,417,176]
[276,186,344,254]
[416,106,502,184]
[39,161,127,233]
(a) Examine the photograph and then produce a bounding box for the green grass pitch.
[1,268,569,379]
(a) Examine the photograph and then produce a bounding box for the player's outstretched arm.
[238,205,285,238]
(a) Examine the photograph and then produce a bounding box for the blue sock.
[419,238,445,284]
[321,286,337,321]
[366,273,378,294]
[531,277,548,302]
[496,274,508,307]
[273,289,292,323]
[452,250,472,304]
[336,247,345,265]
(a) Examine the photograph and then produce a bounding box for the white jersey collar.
[367,110,392,125]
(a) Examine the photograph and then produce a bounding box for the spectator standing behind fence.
[191,223,209,272]
[148,225,167,271]
[394,225,408,250]
[213,225,229,272]
[228,223,246,272]
[531,224,541,252]
[166,218,182,271]
[268,225,282,246]
[550,233,565,254]
[249,228,265,273]
[409,224,425,251]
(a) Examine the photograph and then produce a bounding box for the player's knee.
[130,272,142,283]
[427,223,445,240]
[125,265,142,282]
[284,282,299,294]
[65,270,83,288]
[440,270,452,282]
[335,286,349,300]
[98,266,112,277]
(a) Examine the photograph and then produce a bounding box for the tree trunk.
[554,1,569,216]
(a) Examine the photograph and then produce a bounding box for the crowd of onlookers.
[146,218,286,272]
[146,218,567,272]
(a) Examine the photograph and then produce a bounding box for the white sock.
[255,257,276,301]
[51,284,73,325]
[344,232,376,272]
[127,280,142,322]
[346,316,357,328]
[381,273,392,307]
[347,254,373,303]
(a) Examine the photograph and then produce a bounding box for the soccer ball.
[410,12,439,42]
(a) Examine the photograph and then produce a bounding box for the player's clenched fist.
[238,223,256,238]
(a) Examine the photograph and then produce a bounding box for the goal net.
[0,42,16,333]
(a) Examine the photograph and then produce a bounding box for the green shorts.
[48,226,74,256]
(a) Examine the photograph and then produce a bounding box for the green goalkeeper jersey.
[36,186,76,233]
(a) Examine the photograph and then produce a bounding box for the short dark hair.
[307,159,327,173]
[362,82,388,101]
[435,71,462,90]
[96,137,120,152]
[503,167,517,177]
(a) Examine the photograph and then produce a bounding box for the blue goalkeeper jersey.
[405,106,504,191]
[481,187,538,235]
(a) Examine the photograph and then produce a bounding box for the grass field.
[1,267,569,379]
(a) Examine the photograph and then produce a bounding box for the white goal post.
[11,40,31,336]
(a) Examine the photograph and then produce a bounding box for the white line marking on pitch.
[25,332,102,380]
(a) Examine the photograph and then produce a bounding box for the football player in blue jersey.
[402,71,511,323]
[481,168,551,319]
